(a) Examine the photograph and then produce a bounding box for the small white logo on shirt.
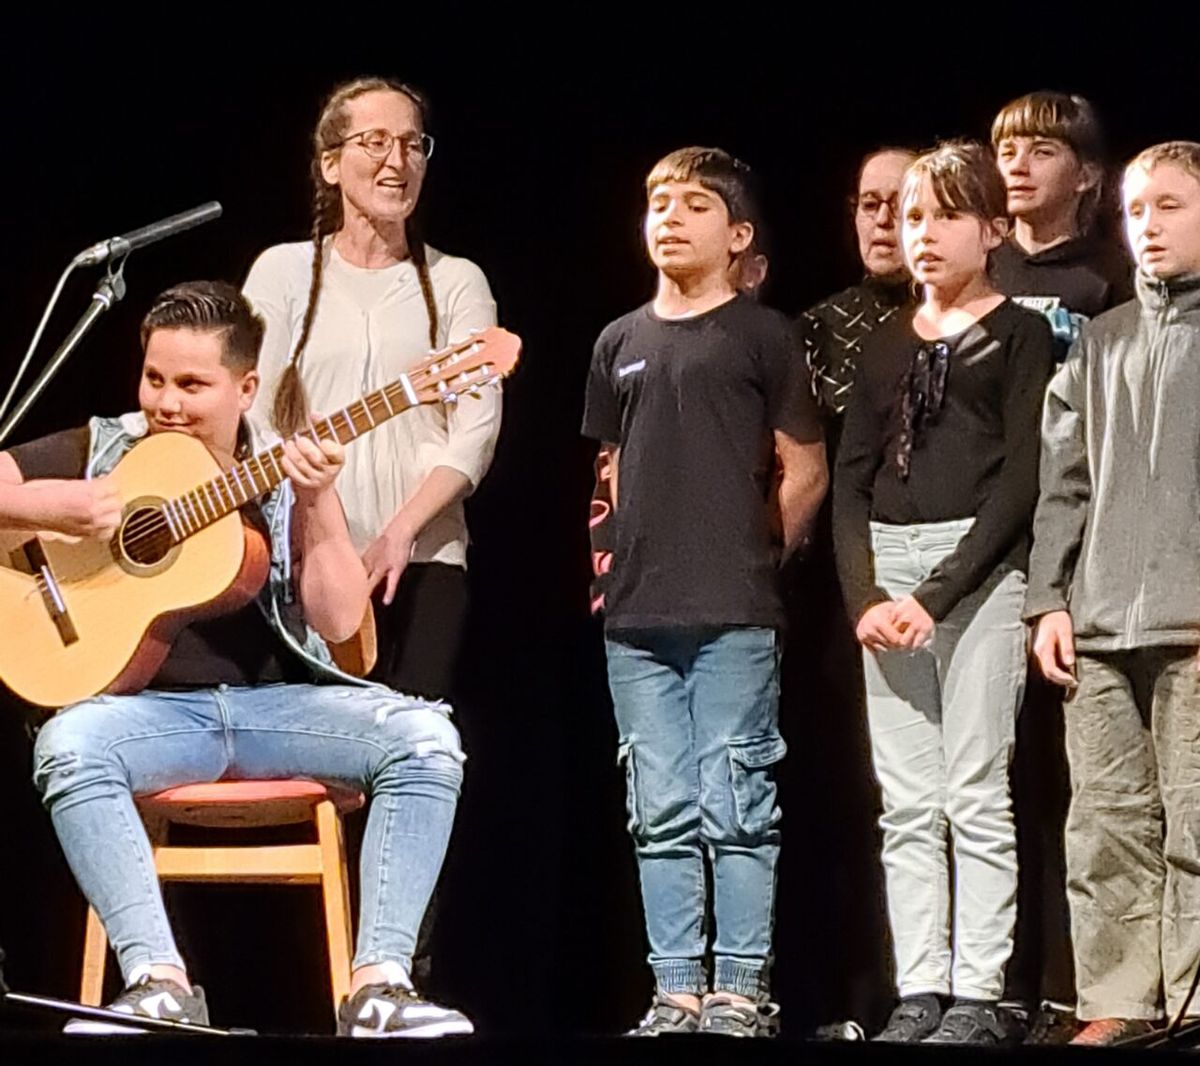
[1013,295,1061,314]
[617,359,646,378]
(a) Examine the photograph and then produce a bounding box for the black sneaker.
[64,976,209,1035]
[626,995,700,1036]
[874,994,943,1042]
[699,994,780,1037]
[924,1001,1012,1045]
[337,982,473,1038]
[1026,1001,1080,1045]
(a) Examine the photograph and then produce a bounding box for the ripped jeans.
[605,627,784,999]
[32,684,464,983]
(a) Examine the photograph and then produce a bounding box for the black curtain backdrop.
[1,21,1198,1038]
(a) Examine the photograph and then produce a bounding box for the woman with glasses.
[799,148,917,435]
[244,77,500,715]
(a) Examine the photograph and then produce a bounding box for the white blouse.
[243,239,501,567]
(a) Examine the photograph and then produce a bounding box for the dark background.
[1,19,1198,1038]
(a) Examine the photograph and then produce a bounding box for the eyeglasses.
[854,194,899,219]
[340,128,435,162]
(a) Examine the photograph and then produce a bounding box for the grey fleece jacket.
[1025,270,1200,650]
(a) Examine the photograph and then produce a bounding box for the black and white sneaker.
[699,994,781,1037]
[337,982,474,1038]
[874,994,943,1042]
[64,976,209,1035]
[626,995,701,1036]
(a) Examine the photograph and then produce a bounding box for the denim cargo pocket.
[617,740,644,836]
[728,734,787,837]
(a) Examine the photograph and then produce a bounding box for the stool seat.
[82,778,360,1020]
[138,780,365,827]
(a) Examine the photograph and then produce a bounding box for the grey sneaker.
[626,995,701,1036]
[337,982,473,1038]
[699,993,780,1037]
[874,994,943,1042]
[64,976,210,1035]
[924,1001,1012,1045]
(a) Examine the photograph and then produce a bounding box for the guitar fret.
[360,399,376,428]
[161,501,182,541]
[229,467,247,502]
[180,493,199,530]
[340,407,358,438]
[247,459,265,494]
[265,448,284,482]
[202,482,220,519]
[380,388,395,416]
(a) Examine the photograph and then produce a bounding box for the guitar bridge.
[12,538,78,647]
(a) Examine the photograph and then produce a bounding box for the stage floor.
[0,1030,1192,1064]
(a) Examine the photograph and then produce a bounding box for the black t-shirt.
[990,234,1134,320]
[582,295,821,631]
[7,425,308,689]
[833,300,1056,623]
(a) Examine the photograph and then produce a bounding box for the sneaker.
[337,982,474,1038]
[626,995,700,1036]
[924,1001,1012,1045]
[1026,1001,1080,1045]
[874,994,943,1042]
[698,993,780,1037]
[1070,1018,1157,1046]
[64,976,209,1035]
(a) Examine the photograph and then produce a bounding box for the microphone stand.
[0,257,127,448]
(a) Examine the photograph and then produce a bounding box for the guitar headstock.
[410,326,522,406]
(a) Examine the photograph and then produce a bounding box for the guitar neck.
[158,375,419,542]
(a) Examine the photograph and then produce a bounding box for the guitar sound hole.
[119,506,174,567]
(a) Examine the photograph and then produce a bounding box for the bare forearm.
[388,465,472,540]
[778,465,828,559]
[297,489,369,642]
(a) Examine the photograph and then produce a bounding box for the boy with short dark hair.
[1027,141,1200,1047]
[582,147,826,1037]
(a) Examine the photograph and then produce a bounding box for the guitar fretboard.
[157,373,419,542]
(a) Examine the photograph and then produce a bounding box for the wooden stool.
[80,780,365,1017]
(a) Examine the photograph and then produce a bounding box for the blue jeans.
[32,683,463,983]
[605,626,784,998]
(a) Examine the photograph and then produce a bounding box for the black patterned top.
[798,274,912,416]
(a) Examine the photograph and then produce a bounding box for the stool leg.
[315,799,354,1017]
[80,907,108,1005]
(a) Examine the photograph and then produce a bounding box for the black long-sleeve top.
[833,299,1056,622]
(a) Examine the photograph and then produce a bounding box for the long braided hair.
[272,76,440,437]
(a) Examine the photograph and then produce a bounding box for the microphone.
[71,201,223,267]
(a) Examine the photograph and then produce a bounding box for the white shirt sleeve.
[435,257,503,491]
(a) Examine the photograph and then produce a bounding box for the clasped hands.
[855,596,935,653]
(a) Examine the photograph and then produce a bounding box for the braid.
[272,181,338,437]
[409,227,439,349]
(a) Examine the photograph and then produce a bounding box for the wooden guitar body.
[0,433,268,708]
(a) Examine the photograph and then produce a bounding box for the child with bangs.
[582,147,827,1038]
[988,90,1133,1042]
[834,141,1056,1045]
[991,91,1132,351]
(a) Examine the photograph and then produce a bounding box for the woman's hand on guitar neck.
[12,477,122,540]
[281,435,346,502]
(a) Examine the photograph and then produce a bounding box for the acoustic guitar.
[0,327,521,708]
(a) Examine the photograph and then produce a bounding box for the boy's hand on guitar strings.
[281,435,345,499]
